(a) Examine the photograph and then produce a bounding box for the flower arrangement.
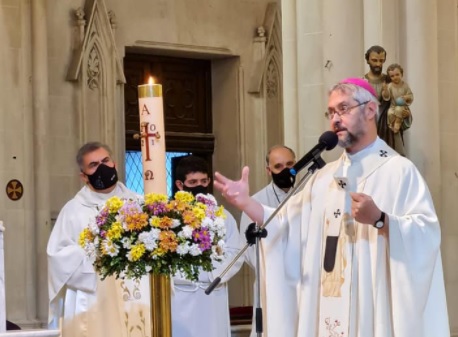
[79,191,227,281]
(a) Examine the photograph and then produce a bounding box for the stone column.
[31,0,51,325]
[436,0,458,333]
[363,0,400,66]
[282,0,364,158]
[244,26,269,191]
[363,0,382,47]
[283,0,331,156]
[402,0,440,201]
[281,0,301,154]
[322,0,364,83]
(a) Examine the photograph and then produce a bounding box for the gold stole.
[318,140,397,337]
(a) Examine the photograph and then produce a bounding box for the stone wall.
[1,0,458,334]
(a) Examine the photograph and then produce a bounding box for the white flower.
[88,220,99,235]
[209,231,215,241]
[102,239,120,257]
[211,247,224,261]
[189,243,202,256]
[214,217,225,229]
[211,240,226,260]
[83,242,97,258]
[145,265,152,273]
[171,219,181,229]
[176,242,190,255]
[216,226,226,237]
[121,237,132,249]
[201,217,213,229]
[121,221,129,231]
[178,225,194,239]
[138,229,160,251]
[217,239,226,249]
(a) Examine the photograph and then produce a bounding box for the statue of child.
[383,63,414,133]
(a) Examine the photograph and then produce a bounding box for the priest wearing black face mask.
[172,155,243,337]
[239,144,296,337]
[47,142,145,337]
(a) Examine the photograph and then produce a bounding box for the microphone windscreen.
[319,131,338,150]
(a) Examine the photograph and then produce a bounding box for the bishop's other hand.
[214,166,250,211]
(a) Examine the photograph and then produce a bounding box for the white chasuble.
[260,137,449,337]
[318,143,397,337]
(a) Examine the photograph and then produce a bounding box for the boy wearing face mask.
[172,155,243,337]
[47,142,147,337]
[239,144,296,337]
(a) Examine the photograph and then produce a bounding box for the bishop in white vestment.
[214,78,450,337]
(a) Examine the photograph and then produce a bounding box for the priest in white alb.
[47,142,150,337]
[214,78,450,337]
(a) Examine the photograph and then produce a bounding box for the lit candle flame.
[148,77,154,85]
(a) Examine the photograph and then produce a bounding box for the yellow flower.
[150,216,161,228]
[145,193,168,205]
[196,203,207,211]
[167,200,189,212]
[79,228,93,247]
[215,206,226,218]
[106,221,123,240]
[129,244,146,262]
[106,196,124,213]
[192,207,205,221]
[152,247,166,257]
[174,191,194,203]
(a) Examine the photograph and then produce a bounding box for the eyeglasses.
[324,101,369,120]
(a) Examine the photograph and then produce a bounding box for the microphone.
[289,131,338,176]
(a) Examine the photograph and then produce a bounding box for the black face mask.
[182,184,208,196]
[85,164,118,190]
[271,168,295,189]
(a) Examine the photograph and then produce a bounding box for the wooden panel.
[124,54,213,152]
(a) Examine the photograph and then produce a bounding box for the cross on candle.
[137,77,167,195]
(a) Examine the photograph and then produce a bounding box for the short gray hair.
[329,83,379,115]
[76,142,113,168]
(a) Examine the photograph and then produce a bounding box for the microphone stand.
[205,156,327,336]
